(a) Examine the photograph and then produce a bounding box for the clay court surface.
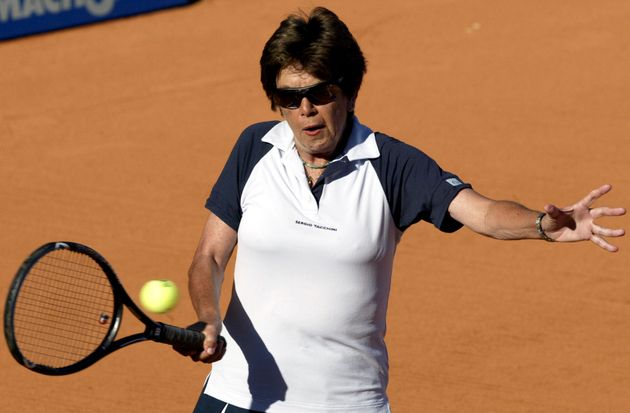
[1,0,629,411]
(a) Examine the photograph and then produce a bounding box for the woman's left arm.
[448,184,626,252]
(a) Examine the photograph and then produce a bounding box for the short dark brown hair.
[260,7,367,111]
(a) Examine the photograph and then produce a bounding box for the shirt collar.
[261,116,380,162]
[340,116,379,162]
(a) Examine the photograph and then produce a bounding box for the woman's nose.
[298,97,317,116]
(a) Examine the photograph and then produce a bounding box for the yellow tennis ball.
[139,279,179,314]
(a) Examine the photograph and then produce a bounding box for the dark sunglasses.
[273,80,340,109]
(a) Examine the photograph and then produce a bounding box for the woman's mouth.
[303,124,324,136]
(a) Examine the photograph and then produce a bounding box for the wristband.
[536,212,554,242]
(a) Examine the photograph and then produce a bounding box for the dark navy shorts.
[193,394,264,413]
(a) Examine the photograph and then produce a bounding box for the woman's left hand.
[544,184,626,252]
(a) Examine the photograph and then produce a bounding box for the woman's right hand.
[173,321,227,363]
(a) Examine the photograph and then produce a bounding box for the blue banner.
[1,0,198,40]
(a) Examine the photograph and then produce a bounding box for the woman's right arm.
[187,212,237,363]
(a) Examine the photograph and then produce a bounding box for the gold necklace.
[299,154,331,169]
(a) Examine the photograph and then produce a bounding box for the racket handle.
[157,323,205,350]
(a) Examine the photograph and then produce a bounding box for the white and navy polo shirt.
[203,117,471,413]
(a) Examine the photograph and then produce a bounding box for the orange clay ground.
[1,1,629,412]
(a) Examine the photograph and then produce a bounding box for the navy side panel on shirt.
[370,132,472,233]
[206,121,278,231]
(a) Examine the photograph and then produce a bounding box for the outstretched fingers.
[591,234,620,253]
[590,206,627,219]
[590,219,625,252]
[589,203,626,252]
[579,184,613,208]
[592,223,626,238]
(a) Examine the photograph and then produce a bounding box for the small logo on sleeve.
[446,178,463,187]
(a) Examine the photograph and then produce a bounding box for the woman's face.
[276,66,355,161]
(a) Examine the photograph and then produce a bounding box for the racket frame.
[4,241,205,375]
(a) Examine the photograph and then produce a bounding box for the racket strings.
[13,249,115,369]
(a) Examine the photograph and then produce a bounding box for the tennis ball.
[139,279,179,314]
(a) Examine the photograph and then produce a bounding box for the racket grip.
[158,323,205,350]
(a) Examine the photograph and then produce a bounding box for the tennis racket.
[3,241,224,375]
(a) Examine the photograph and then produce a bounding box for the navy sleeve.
[205,121,277,231]
[370,132,472,233]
